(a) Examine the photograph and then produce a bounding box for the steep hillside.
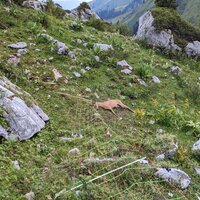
[0,1,200,199]
[91,0,200,33]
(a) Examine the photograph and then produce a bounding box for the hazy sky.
[54,0,91,10]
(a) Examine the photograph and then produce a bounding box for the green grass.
[0,3,200,199]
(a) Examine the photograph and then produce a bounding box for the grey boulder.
[186,41,200,57]
[155,168,191,189]
[8,42,27,49]
[94,43,113,51]
[136,11,181,52]
[0,76,49,141]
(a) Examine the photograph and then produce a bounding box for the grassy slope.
[0,3,200,200]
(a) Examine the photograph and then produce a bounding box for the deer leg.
[109,108,119,117]
[119,103,134,113]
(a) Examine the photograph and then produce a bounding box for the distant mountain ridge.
[89,0,147,20]
[90,0,200,33]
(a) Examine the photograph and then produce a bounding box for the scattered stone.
[17,48,28,56]
[186,41,200,57]
[52,69,63,81]
[12,160,20,170]
[94,112,101,118]
[195,167,200,175]
[156,143,178,160]
[149,119,155,125]
[117,60,132,69]
[68,51,76,60]
[156,154,165,160]
[192,139,200,155]
[0,125,8,139]
[76,39,82,44]
[80,69,86,74]
[171,66,182,75]
[155,168,191,189]
[157,128,164,134]
[49,57,54,61]
[35,48,41,52]
[139,159,149,165]
[152,76,161,84]
[73,72,81,78]
[121,69,132,74]
[83,43,88,47]
[72,132,83,139]
[88,138,97,147]
[94,43,113,51]
[4,7,11,13]
[136,11,181,52]
[94,55,100,62]
[85,66,91,71]
[24,191,35,200]
[94,92,100,99]
[7,55,20,66]
[8,42,27,49]
[85,88,92,93]
[68,148,80,156]
[83,157,115,164]
[137,79,147,86]
[167,193,174,198]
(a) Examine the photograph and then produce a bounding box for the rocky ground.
[0,2,200,199]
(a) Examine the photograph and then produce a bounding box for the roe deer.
[95,99,133,117]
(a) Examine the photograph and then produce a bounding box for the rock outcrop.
[185,41,200,57]
[69,5,100,22]
[155,168,191,189]
[0,76,49,141]
[22,1,46,11]
[136,11,181,52]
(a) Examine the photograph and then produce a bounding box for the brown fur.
[95,99,133,117]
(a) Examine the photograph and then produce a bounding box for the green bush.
[86,18,107,31]
[152,7,200,47]
[69,21,83,31]
[46,0,66,19]
[155,0,177,9]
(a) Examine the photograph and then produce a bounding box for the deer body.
[95,100,133,117]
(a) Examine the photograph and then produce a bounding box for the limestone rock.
[152,76,161,84]
[171,66,182,75]
[192,139,200,155]
[136,11,181,52]
[25,191,35,200]
[70,6,100,22]
[186,41,200,57]
[8,42,27,49]
[0,76,48,141]
[94,43,113,51]
[17,48,28,56]
[68,148,80,156]
[23,1,46,11]
[7,55,20,66]
[155,168,191,189]
[0,125,8,139]
[117,60,133,74]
